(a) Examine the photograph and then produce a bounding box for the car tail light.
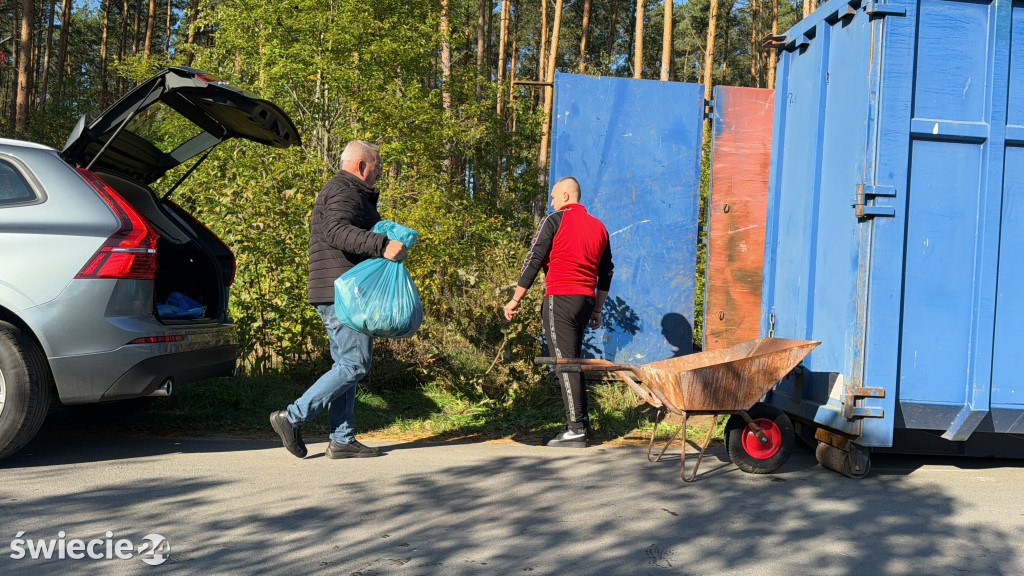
[75,169,160,280]
[127,335,186,345]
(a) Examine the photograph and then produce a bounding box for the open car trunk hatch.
[62,67,299,184]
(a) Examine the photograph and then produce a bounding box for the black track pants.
[542,295,596,432]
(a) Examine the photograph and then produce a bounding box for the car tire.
[0,321,52,460]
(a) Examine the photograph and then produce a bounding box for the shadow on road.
[2,436,1022,574]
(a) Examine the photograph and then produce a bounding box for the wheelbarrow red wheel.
[725,404,795,474]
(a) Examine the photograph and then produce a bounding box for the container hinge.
[864,2,907,17]
[704,99,715,120]
[855,184,897,219]
[842,387,886,419]
[768,313,775,338]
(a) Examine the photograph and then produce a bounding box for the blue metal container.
[763,0,1024,467]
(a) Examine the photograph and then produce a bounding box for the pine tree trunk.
[39,0,56,111]
[185,0,198,65]
[9,0,19,130]
[476,0,485,100]
[486,0,493,80]
[143,0,155,58]
[607,0,619,71]
[118,0,128,94]
[509,0,519,116]
[633,0,644,79]
[767,0,778,89]
[578,0,591,74]
[702,0,719,106]
[165,0,172,55]
[54,0,71,102]
[133,0,142,54]
[660,0,671,81]
[750,0,759,86]
[497,0,510,115]
[536,0,563,224]
[538,0,547,79]
[440,0,453,176]
[15,0,32,132]
[100,0,110,107]
[32,8,40,110]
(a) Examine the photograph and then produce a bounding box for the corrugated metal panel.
[705,86,774,351]
[549,73,704,364]
[764,0,1024,448]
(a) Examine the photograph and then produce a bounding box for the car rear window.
[125,101,204,154]
[0,160,37,206]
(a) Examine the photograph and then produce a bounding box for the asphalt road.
[2,435,1023,576]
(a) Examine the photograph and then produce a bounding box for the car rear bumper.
[18,278,237,403]
[100,344,236,401]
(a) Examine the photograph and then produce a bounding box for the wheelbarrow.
[535,337,820,481]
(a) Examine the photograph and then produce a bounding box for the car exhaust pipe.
[150,379,173,397]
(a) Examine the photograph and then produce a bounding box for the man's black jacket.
[307,171,388,304]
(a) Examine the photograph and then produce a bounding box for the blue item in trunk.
[158,291,206,319]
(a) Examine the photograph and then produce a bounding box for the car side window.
[0,160,36,206]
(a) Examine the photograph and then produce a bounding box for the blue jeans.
[287,304,374,444]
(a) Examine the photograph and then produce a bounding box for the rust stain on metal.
[706,87,775,351]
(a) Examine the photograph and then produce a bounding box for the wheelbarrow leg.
[680,414,720,482]
[647,409,684,463]
[646,411,720,482]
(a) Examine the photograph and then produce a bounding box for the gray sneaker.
[326,440,381,459]
[270,411,307,458]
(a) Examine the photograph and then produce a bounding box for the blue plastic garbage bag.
[334,220,423,338]
[158,291,206,319]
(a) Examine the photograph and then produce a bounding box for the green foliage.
[168,143,329,374]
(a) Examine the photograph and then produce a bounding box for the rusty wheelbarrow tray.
[535,337,820,481]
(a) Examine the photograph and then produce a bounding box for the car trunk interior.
[95,170,229,324]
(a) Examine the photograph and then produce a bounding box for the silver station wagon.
[0,67,300,460]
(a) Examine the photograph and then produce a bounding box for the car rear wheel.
[0,321,52,460]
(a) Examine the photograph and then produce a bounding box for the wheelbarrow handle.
[534,357,632,369]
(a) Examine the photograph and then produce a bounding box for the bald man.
[504,177,614,447]
[271,140,407,460]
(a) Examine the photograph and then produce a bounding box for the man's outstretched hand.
[503,299,521,321]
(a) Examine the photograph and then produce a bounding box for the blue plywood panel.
[549,73,704,364]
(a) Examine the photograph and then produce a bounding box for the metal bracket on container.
[704,99,715,120]
[855,184,897,219]
[864,2,907,17]
[762,33,787,50]
[842,387,885,419]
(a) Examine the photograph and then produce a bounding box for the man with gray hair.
[504,176,614,447]
[271,140,407,459]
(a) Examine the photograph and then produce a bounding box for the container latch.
[855,184,897,219]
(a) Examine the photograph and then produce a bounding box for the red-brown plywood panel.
[705,87,774,351]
